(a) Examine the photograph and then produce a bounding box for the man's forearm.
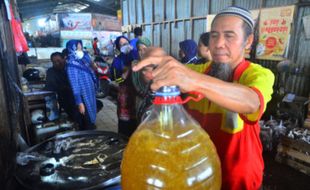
[190,72,260,114]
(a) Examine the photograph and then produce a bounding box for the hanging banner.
[117,9,122,25]
[61,39,92,49]
[59,13,92,31]
[60,30,93,39]
[92,14,122,31]
[92,31,122,47]
[256,5,295,61]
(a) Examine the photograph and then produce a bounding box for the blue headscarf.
[66,40,92,67]
[179,39,198,63]
[110,36,138,81]
[65,40,97,125]
[114,36,130,51]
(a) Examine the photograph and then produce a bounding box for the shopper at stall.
[45,52,78,121]
[131,37,154,122]
[179,39,200,64]
[92,37,100,56]
[130,27,143,52]
[197,32,212,63]
[133,6,275,190]
[111,36,138,137]
[66,40,97,130]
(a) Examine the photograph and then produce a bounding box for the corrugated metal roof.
[122,0,310,96]
[234,0,261,10]
[210,0,233,14]
[193,0,209,17]
[154,0,165,22]
[288,6,310,95]
[17,0,117,20]
[265,0,298,7]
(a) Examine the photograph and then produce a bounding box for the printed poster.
[59,13,92,31]
[92,31,121,47]
[92,14,122,31]
[60,30,93,39]
[61,39,92,49]
[256,5,295,60]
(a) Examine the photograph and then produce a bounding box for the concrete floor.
[95,96,118,133]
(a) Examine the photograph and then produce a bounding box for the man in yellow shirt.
[134,6,274,190]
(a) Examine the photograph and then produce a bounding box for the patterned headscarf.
[66,39,92,66]
[65,40,95,82]
[136,37,151,48]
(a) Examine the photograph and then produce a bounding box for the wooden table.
[22,90,55,145]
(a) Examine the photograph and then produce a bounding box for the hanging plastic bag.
[10,5,29,53]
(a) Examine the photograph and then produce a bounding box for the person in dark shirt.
[45,52,77,123]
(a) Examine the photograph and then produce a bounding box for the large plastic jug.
[121,86,221,190]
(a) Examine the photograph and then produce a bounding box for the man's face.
[209,16,252,68]
[52,55,65,70]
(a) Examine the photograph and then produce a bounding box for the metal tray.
[16,130,127,190]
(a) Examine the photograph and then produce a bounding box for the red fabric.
[239,87,266,125]
[10,5,29,53]
[117,72,137,121]
[233,59,250,81]
[187,109,264,190]
[93,41,99,55]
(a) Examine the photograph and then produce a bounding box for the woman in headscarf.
[66,40,97,130]
[111,36,138,137]
[131,37,154,123]
[197,32,212,63]
[179,39,200,64]
[110,36,138,82]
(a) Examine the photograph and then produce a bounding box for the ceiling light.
[37,18,46,27]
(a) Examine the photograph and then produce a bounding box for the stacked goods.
[276,128,310,176]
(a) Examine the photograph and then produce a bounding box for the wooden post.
[0,1,19,189]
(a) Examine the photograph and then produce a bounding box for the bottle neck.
[153,95,183,105]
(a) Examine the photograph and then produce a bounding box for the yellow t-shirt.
[185,60,274,190]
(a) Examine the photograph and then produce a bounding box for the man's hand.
[133,48,262,114]
[78,103,85,115]
[132,47,199,92]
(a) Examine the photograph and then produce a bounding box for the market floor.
[95,97,310,189]
[263,151,309,190]
[95,96,118,133]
